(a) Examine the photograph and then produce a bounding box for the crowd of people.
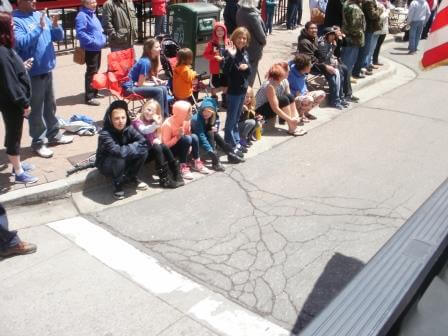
[0,0,438,256]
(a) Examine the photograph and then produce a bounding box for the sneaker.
[341,100,350,107]
[12,162,35,175]
[34,145,53,158]
[191,159,211,174]
[212,161,225,172]
[113,182,125,200]
[180,163,194,180]
[228,152,245,163]
[48,135,74,145]
[353,73,366,79]
[86,99,101,106]
[330,103,344,110]
[15,171,38,184]
[128,177,148,190]
[0,241,37,257]
[95,93,105,98]
[346,95,360,103]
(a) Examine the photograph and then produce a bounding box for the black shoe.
[168,160,185,187]
[212,161,225,172]
[113,182,125,200]
[341,100,350,107]
[235,149,244,158]
[239,146,248,153]
[157,163,179,188]
[346,95,360,103]
[330,103,344,110]
[246,140,253,147]
[228,152,245,163]
[86,99,101,106]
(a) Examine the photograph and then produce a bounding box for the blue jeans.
[353,32,374,76]
[29,73,60,148]
[97,152,148,185]
[266,8,275,34]
[127,85,170,118]
[341,45,360,75]
[324,71,342,106]
[170,134,199,163]
[286,3,298,29]
[0,205,19,251]
[154,15,167,36]
[225,94,245,148]
[366,34,379,67]
[409,20,425,52]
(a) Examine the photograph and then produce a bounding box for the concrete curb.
[0,57,399,209]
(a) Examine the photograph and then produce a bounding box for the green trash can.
[169,3,220,68]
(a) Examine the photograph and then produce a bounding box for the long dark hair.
[0,11,14,48]
[142,38,161,77]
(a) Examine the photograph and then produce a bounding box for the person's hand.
[211,126,218,132]
[178,127,184,137]
[153,138,161,145]
[226,41,236,56]
[326,65,336,75]
[51,13,59,27]
[40,10,47,29]
[239,64,248,71]
[214,55,223,62]
[23,58,33,71]
[23,106,31,118]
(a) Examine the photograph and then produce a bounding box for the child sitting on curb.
[191,97,245,172]
[95,100,149,200]
[239,86,262,149]
[132,99,184,189]
[288,54,325,120]
[161,100,211,180]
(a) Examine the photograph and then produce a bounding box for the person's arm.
[135,122,160,135]
[49,16,64,42]
[192,119,213,152]
[0,55,30,109]
[161,123,179,148]
[13,18,42,52]
[180,67,197,84]
[203,41,216,61]
[75,12,95,49]
[98,131,143,158]
[363,0,381,23]
[266,84,294,122]
[102,2,119,41]
[135,59,151,86]
[249,13,267,46]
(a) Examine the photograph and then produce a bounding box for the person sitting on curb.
[288,54,326,119]
[95,100,149,200]
[0,202,36,258]
[191,97,245,172]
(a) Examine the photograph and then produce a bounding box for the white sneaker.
[180,163,194,180]
[34,145,53,158]
[49,135,74,145]
[191,159,211,174]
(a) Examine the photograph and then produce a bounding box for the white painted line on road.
[48,217,289,336]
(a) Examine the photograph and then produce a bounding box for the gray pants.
[29,72,60,148]
[238,119,256,141]
[248,59,261,87]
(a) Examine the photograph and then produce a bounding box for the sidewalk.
[0,23,399,207]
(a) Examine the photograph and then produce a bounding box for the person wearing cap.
[95,100,149,200]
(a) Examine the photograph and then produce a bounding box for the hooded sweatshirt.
[203,22,230,75]
[407,0,431,23]
[13,10,64,77]
[191,97,218,153]
[173,64,197,99]
[95,100,147,168]
[75,6,106,52]
[161,100,192,148]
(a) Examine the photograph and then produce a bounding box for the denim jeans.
[225,94,246,148]
[341,45,360,75]
[409,20,425,52]
[324,71,341,106]
[366,34,379,67]
[0,205,19,251]
[170,134,200,163]
[127,85,170,118]
[286,3,298,29]
[266,8,275,33]
[353,32,374,76]
[154,15,167,36]
[97,152,148,184]
[238,119,256,142]
[29,72,60,148]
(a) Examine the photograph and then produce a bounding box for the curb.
[0,58,399,209]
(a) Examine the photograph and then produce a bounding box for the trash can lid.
[169,3,220,14]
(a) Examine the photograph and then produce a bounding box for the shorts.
[210,73,227,89]
[255,94,295,120]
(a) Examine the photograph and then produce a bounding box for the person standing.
[286,0,299,29]
[265,0,277,34]
[236,0,267,86]
[102,0,137,52]
[372,0,391,65]
[152,0,167,36]
[75,0,106,106]
[407,0,430,54]
[0,11,38,184]
[13,0,73,159]
[224,0,239,35]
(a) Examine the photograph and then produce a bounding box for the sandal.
[287,129,307,136]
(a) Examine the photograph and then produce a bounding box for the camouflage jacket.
[361,0,383,32]
[342,1,366,47]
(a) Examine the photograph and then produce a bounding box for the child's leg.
[170,135,192,163]
[149,143,166,167]
[161,144,176,163]
[239,120,256,142]
[190,134,200,160]
[124,151,148,179]
[214,132,233,154]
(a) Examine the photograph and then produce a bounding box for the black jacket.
[324,0,343,27]
[223,48,251,95]
[297,28,328,74]
[0,46,31,111]
[223,0,239,35]
[95,100,147,168]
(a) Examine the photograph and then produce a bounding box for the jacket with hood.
[317,35,338,66]
[287,61,308,97]
[173,64,197,99]
[361,0,383,33]
[75,6,106,52]
[342,0,366,47]
[236,6,267,63]
[0,46,31,111]
[223,47,251,95]
[102,0,137,50]
[407,0,431,23]
[151,0,166,16]
[203,22,230,75]
[161,100,192,148]
[223,0,239,35]
[191,97,218,153]
[297,28,328,74]
[95,100,147,168]
[12,10,64,77]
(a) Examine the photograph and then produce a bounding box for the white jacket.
[407,0,431,23]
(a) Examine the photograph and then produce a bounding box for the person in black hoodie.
[95,100,149,199]
[224,0,239,35]
[0,11,38,184]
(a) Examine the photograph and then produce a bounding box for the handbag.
[73,40,85,65]
[310,8,325,25]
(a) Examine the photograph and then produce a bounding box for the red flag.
[421,0,448,70]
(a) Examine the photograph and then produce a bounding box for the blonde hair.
[245,86,256,110]
[140,99,163,124]
[230,27,251,46]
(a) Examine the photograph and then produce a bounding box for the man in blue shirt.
[13,0,73,158]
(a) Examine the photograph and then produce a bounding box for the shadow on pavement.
[56,93,86,106]
[291,253,365,335]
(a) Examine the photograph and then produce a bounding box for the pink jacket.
[161,100,192,148]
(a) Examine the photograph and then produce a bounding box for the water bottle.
[255,121,262,140]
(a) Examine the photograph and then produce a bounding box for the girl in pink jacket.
[161,101,210,179]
